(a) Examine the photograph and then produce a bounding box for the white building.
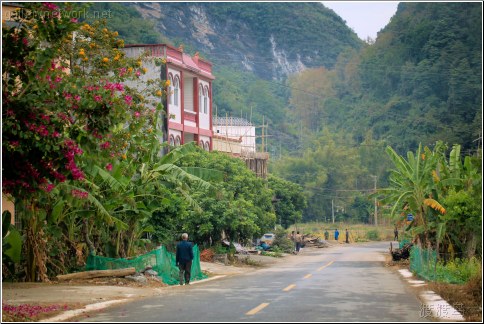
[212,117,256,155]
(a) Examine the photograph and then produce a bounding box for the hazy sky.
[321,1,399,40]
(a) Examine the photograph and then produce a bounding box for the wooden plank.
[56,267,136,281]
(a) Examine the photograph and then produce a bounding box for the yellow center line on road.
[303,274,312,279]
[282,284,296,291]
[246,302,270,315]
[317,260,334,271]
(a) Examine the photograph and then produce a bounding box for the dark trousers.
[178,261,192,285]
[296,242,301,252]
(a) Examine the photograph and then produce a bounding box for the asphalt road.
[80,242,428,322]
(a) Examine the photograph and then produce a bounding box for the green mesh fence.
[399,239,411,249]
[409,245,467,284]
[86,245,207,285]
[410,245,437,281]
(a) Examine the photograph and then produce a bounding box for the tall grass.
[289,222,396,242]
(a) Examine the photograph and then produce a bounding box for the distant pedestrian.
[295,231,303,254]
[176,233,193,285]
[334,229,339,241]
[324,229,329,241]
[394,227,399,241]
[345,229,349,243]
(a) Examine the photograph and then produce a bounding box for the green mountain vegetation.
[85,2,481,224]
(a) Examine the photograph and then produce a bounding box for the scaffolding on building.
[212,114,269,178]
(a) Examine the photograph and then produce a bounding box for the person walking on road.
[345,229,349,243]
[324,229,329,241]
[295,231,303,254]
[176,233,194,285]
[334,229,339,241]
[394,227,399,241]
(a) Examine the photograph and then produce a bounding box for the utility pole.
[332,199,335,224]
[370,175,378,226]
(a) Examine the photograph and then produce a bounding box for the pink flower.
[124,95,132,106]
[42,183,55,192]
[105,163,113,171]
[71,189,88,199]
[42,2,59,11]
[74,95,81,101]
[94,95,102,102]
[100,141,110,150]
[134,111,140,118]
[70,18,78,23]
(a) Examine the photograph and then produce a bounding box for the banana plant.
[376,143,447,245]
[2,211,22,277]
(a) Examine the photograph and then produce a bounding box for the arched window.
[199,140,204,148]
[198,84,203,113]
[203,86,209,114]
[168,74,174,105]
[175,136,181,146]
[204,141,210,151]
[173,75,180,106]
[169,135,175,146]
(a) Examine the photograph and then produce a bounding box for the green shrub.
[435,257,482,284]
[366,229,380,241]
[272,228,294,253]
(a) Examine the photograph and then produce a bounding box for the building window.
[204,141,210,151]
[175,136,181,146]
[198,84,203,113]
[168,74,174,105]
[203,86,209,114]
[174,75,180,106]
[199,140,204,148]
[169,135,175,146]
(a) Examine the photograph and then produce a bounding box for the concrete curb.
[40,299,130,322]
[397,269,465,321]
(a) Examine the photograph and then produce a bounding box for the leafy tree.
[268,175,306,229]
[176,150,276,245]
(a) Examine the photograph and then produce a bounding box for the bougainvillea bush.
[2,2,166,281]
[2,2,162,199]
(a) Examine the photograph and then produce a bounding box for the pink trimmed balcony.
[184,110,197,122]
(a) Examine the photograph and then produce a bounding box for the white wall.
[213,125,256,152]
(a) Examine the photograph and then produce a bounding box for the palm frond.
[56,183,128,230]
[158,142,199,165]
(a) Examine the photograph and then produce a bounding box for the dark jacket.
[176,240,194,264]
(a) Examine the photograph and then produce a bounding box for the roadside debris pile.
[302,235,331,248]
[390,242,413,261]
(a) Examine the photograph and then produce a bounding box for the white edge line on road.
[397,269,465,321]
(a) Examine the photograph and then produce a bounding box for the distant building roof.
[213,117,253,127]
